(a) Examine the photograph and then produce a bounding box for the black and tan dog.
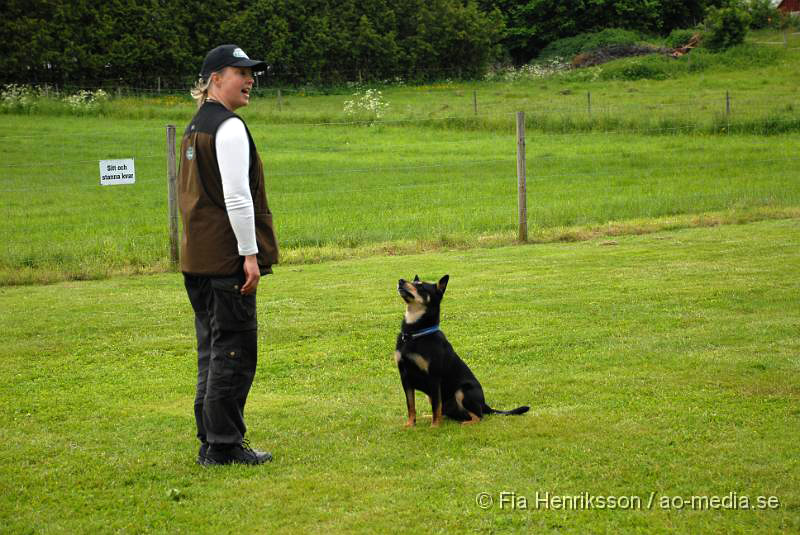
[395,275,529,427]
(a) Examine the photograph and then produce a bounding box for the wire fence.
[1,96,799,284]
[5,76,799,123]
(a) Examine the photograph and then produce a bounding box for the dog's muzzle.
[398,279,413,300]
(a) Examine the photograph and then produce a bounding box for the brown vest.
[178,101,279,276]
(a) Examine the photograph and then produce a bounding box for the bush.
[703,5,751,50]
[62,89,108,114]
[665,29,700,49]
[343,89,389,122]
[539,28,644,61]
[747,0,780,29]
[775,11,800,31]
[598,55,674,81]
[1,84,112,116]
[1,84,41,112]
[484,57,571,82]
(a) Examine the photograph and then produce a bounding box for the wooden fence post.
[587,91,592,119]
[726,91,731,117]
[725,91,731,132]
[166,125,179,266]
[516,111,527,242]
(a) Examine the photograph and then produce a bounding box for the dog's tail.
[483,404,529,416]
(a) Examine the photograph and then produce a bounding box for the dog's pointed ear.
[413,274,420,282]
[437,274,449,294]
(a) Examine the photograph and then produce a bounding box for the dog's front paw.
[404,418,416,428]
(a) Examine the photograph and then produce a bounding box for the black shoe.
[203,439,273,466]
[196,443,209,465]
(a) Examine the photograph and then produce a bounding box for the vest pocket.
[210,277,257,331]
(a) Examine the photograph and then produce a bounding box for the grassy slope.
[215,32,800,124]
[0,219,798,534]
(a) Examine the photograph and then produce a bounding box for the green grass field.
[1,32,799,532]
[2,34,800,285]
[1,220,798,534]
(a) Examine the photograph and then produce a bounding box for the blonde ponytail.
[190,77,212,108]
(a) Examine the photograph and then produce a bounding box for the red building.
[776,0,800,13]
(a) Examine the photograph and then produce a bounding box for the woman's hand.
[241,254,260,295]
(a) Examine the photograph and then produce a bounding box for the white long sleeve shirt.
[216,117,258,256]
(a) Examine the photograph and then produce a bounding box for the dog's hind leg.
[445,388,479,424]
[462,412,481,425]
[459,387,485,424]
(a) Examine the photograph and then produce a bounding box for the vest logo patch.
[186,146,194,161]
[233,48,249,59]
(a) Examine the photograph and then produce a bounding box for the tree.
[704,3,751,49]
[218,0,503,84]
[746,0,780,29]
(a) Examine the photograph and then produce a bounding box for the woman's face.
[210,66,254,111]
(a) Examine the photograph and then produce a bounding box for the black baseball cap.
[199,44,268,79]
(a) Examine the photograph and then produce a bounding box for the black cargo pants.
[184,273,258,447]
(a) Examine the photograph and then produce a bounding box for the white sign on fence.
[99,159,136,185]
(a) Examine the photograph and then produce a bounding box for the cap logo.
[232,48,249,59]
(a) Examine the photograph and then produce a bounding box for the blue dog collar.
[401,325,440,343]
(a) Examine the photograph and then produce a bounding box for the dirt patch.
[572,44,673,68]
[571,34,702,68]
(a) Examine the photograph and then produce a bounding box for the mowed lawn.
[0,219,798,534]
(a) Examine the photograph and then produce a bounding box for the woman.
[178,44,279,466]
